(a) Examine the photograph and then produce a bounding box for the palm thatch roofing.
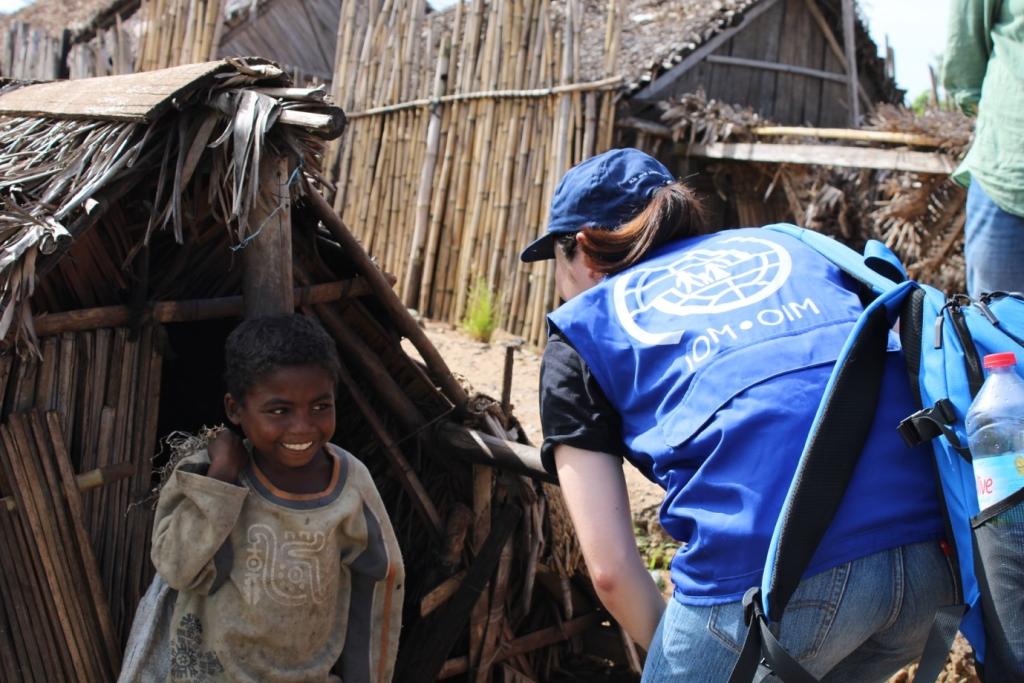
[0,56,342,345]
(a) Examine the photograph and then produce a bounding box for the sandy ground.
[410,319,664,513]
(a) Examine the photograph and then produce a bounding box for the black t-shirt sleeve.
[539,330,626,476]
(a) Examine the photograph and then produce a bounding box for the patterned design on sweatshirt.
[170,614,223,682]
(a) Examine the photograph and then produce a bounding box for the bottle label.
[974,452,1024,509]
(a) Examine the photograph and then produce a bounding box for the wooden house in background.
[590,0,899,129]
[219,0,342,83]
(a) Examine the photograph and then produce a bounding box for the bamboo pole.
[403,35,450,307]
[752,126,944,147]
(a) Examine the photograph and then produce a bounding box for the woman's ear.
[574,233,606,283]
[224,393,242,426]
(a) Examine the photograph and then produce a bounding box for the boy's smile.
[225,363,337,492]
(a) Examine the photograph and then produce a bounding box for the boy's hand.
[207,429,248,483]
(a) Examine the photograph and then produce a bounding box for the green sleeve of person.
[942,0,1002,115]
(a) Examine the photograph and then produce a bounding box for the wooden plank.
[686,142,957,174]
[1,463,134,513]
[705,55,846,84]
[774,0,809,125]
[304,186,470,414]
[841,0,860,125]
[820,41,852,128]
[798,0,823,125]
[633,0,781,103]
[0,60,233,121]
[736,0,784,114]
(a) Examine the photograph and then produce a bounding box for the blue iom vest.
[549,226,943,604]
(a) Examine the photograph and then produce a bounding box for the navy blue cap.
[519,148,673,262]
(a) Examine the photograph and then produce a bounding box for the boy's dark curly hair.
[224,314,341,401]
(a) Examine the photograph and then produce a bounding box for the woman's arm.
[554,443,666,649]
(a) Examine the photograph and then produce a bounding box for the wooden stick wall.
[0,411,122,682]
[0,21,63,80]
[0,324,164,668]
[328,0,621,347]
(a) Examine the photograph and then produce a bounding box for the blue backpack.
[728,224,1024,683]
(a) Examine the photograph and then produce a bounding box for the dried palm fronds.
[657,88,764,145]
[646,95,972,293]
[0,59,337,349]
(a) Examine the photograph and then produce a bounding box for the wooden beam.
[30,278,378,337]
[633,0,781,103]
[705,54,846,83]
[242,155,293,318]
[435,422,556,484]
[686,141,956,174]
[842,0,861,125]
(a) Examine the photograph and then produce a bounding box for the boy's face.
[224,363,336,470]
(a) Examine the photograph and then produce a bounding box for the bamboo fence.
[133,0,227,72]
[328,0,623,347]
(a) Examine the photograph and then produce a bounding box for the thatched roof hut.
[0,57,621,682]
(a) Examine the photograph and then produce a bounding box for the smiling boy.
[147,315,404,683]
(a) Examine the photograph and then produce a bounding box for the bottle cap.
[983,352,1018,369]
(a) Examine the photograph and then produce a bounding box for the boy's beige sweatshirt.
[151,444,404,683]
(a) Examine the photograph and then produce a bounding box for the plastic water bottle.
[965,352,1024,512]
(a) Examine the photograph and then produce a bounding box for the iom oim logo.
[613,236,793,345]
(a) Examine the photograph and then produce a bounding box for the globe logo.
[613,236,793,345]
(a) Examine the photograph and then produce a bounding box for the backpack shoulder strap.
[764,224,905,294]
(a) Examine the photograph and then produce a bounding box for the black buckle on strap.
[898,399,971,461]
[898,399,957,447]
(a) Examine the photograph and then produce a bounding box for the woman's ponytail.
[576,182,708,275]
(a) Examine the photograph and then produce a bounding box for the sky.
[0,0,950,101]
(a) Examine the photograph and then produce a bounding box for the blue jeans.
[964,181,1024,298]
[642,540,956,682]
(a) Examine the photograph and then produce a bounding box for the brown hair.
[558,182,708,275]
